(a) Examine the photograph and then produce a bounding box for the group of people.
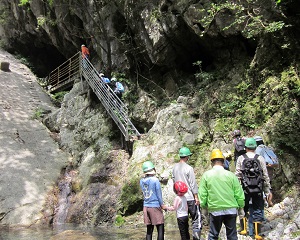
[140,131,279,240]
[99,73,125,99]
[140,147,201,240]
[80,44,125,100]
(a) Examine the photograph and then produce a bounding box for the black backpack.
[234,137,246,157]
[241,154,264,194]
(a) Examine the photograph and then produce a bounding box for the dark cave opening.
[9,40,67,78]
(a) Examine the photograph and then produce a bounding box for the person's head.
[173,181,188,196]
[254,135,264,146]
[210,149,225,167]
[99,73,104,77]
[179,147,192,161]
[81,44,85,48]
[111,77,117,84]
[142,160,156,175]
[245,138,257,151]
[233,129,241,137]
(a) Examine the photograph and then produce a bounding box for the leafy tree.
[198,0,286,39]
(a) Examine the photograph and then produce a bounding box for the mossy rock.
[119,177,143,216]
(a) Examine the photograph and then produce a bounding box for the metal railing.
[47,52,81,93]
[46,52,141,141]
[79,56,141,141]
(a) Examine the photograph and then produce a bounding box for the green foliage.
[0,4,9,25]
[111,72,130,85]
[31,107,46,120]
[193,60,215,88]
[265,21,285,33]
[19,0,30,6]
[112,72,139,110]
[269,66,300,154]
[114,215,125,227]
[150,9,161,22]
[197,0,285,39]
[15,54,34,70]
[48,0,54,7]
[209,64,300,157]
[292,231,300,237]
[119,177,143,216]
[186,143,210,168]
[51,91,68,104]
[37,16,46,27]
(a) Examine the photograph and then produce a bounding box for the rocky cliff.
[0,0,300,238]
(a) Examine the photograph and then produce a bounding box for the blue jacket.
[140,176,163,207]
[102,77,110,84]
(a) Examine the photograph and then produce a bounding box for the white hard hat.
[254,136,263,142]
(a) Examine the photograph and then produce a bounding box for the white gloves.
[238,208,245,219]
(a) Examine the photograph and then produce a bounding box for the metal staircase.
[47,52,81,93]
[47,52,141,141]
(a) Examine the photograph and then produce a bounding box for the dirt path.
[0,49,69,226]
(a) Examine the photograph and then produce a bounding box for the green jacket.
[199,165,245,212]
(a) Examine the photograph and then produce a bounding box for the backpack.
[224,159,230,170]
[116,82,124,93]
[257,145,279,166]
[234,137,246,156]
[241,154,264,194]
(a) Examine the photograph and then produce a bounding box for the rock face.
[1,0,299,79]
[0,49,69,225]
[0,0,300,239]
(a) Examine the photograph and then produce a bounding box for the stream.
[0,224,182,240]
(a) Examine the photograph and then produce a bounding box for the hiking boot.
[254,222,264,240]
[239,217,247,235]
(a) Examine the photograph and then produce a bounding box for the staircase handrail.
[47,52,80,92]
[79,55,140,141]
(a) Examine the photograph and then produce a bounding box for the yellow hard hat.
[210,149,224,161]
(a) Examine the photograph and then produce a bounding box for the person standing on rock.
[235,138,271,240]
[199,149,245,240]
[172,147,202,240]
[140,160,166,240]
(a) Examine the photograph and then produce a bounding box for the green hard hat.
[179,147,193,157]
[142,161,155,172]
[245,138,257,149]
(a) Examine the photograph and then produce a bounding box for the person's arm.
[155,180,165,208]
[167,197,181,211]
[259,156,271,194]
[233,175,245,208]
[198,174,208,209]
[235,156,242,179]
[188,168,199,204]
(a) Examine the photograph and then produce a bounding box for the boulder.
[0,61,10,72]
